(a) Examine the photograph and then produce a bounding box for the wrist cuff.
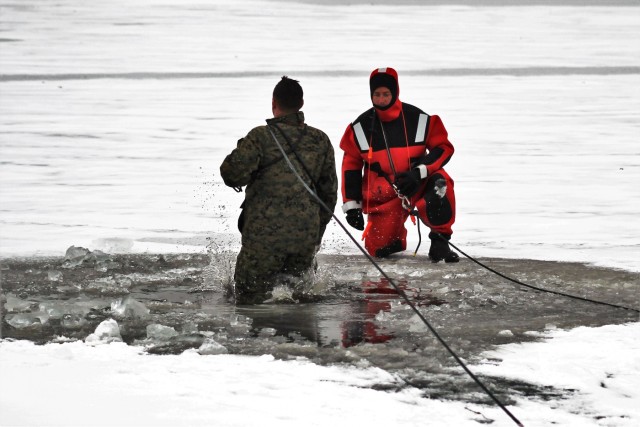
[417,164,428,179]
[342,201,362,213]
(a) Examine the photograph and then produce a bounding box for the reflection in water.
[239,304,324,344]
[341,298,394,347]
[342,278,447,347]
[234,278,448,348]
[234,280,402,347]
[341,279,400,347]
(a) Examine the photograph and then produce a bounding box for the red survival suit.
[339,68,456,258]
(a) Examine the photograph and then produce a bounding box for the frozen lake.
[1,0,639,272]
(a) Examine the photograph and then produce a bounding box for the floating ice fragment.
[181,321,199,334]
[5,313,42,329]
[111,296,150,319]
[86,318,122,343]
[458,301,471,310]
[47,270,63,282]
[375,310,388,321]
[408,314,426,332]
[229,314,250,326]
[4,295,36,313]
[65,246,90,261]
[62,246,116,270]
[258,327,277,337]
[61,313,87,329]
[497,330,514,337]
[198,338,228,355]
[38,301,79,320]
[86,276,133,295]
[146,324,179,341]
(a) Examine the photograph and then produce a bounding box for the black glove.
[394,168,423,197]
[345,208,364,230]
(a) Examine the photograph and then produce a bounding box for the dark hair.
[273,76,303,112]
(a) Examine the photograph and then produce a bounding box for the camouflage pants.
[234,243,317,304]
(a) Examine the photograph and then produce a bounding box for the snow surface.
[1,1,639,426]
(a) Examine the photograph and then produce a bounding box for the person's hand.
[394,169,423,197]
[345,208,364,230]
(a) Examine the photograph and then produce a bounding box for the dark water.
[1,250,638,404]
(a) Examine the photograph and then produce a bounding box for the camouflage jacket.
[220,112,338,250]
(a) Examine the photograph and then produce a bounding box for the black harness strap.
[270,123,320,191]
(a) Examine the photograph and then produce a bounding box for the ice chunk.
[62,246,92,268]
[110,296,150,319]
[47,270,63,282]
[5,313,42,329]
[92,250,118,272]
[408,314,426,332]
[37,301,91,325]
[375,310,389,321]
[65,246,90,261]
[62,246,116,270]
[228,314,251,335]
[61,313,87,329]
[146,324,179,341]
[258,327,277,337]
[86,318,122,343]
[181,322,199,334]
[86,276,132,295]
[198,338,229,355]
[4,295,36,313]
[498,330,514,337]
[229,314,251,326]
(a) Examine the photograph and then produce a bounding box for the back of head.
[273,76,304,112]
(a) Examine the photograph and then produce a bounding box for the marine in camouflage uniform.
[220,77,337,304]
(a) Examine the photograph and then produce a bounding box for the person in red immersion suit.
[339,67,459,262]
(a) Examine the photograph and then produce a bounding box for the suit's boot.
[428,232,459,263]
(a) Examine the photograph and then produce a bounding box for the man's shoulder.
[304,124,330,141]
[246,124,269,137]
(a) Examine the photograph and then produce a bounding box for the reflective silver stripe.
[415,113,428,143]
[378,67,387,73]
[353,122,369,151]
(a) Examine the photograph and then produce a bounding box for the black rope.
[433,232,639,314]
[266,126,524,427]
[412,210,422,256]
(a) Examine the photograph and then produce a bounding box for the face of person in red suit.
[372,86,393,108]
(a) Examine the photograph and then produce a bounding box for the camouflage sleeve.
[316,135,338,232]
[219,128,262,188]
